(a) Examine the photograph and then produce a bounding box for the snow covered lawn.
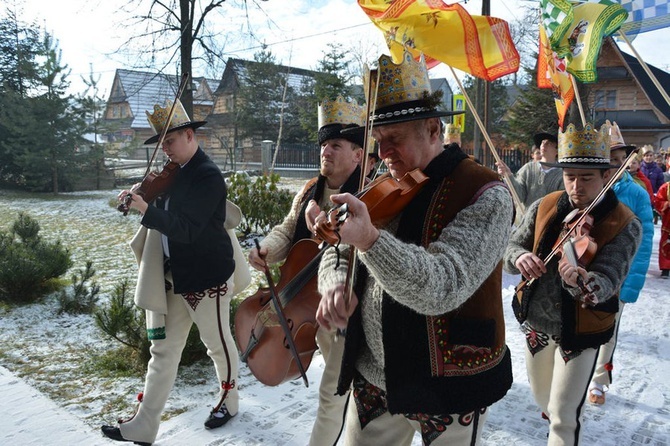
[1,189,668,445]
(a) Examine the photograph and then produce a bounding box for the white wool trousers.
[120,273,238,444]
[308,327,349,446]
[591,303,625,388]
[525,337,598,446]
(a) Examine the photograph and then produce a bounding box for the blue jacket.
[612,171,654,303]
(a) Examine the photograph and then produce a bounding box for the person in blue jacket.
[587,134,654,405]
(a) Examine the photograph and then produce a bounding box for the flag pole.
[449,65,526,216]
[570,75,587,127]
[618,32,670,109]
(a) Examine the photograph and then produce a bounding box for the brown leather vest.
[527,191,635,349]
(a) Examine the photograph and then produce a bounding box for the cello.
[234,169,429,387]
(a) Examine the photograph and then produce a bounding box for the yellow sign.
[452,94,465,132]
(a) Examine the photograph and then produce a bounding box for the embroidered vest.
[516,190,635,351]
[339,150,514,415]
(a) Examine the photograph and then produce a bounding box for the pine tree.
[506,64,559,145]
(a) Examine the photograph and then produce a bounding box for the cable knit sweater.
[318,183,513,392]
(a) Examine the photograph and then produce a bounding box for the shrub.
[57,261,100,315]
[95,279,210,374]
[0,212,73,303]
[226,172,293,236]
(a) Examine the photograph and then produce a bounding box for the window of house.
[594,90,617,110]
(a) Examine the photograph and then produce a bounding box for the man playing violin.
[248,96,365,446]
[103,99,245,445]
[312,52,515,446]
[503,122,642,445]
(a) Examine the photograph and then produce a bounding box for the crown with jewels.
[317,96,366,147]
[317,96,365,129]
[556,123,611,168]
[146,99,191,135]
[373,52,432,110]
[143,98,206,145]
[357,51,462,127]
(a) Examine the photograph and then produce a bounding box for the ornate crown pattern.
[373,51,432,109]
[317,96,365,128]
[558,123,611,164]
[145,99,192,134]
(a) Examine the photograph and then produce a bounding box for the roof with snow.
[108,69,219,129]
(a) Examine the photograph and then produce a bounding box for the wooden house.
[589,38,670,150]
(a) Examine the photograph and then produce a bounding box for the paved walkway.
[0,366,115,445]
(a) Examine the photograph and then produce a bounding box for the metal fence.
[269,142,320,169]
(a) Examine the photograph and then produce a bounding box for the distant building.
[103,60,320,169]
[590,38,670,150]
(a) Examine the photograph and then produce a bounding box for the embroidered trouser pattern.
[119,273,237,444]
[344,374,488,446]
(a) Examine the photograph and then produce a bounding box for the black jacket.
[141,148,234,294]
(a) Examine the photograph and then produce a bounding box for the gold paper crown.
[557,123,611,166]
[317,96,365,129]
[372,52,432,110]
[146,99,192,135]
[604,119,626,148]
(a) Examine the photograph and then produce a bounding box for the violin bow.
[337,66,381,336]
[254,239,310,387]
[519,147,640,290]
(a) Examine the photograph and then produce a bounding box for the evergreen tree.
[235,50,286,142]
[0,18,87,193]
[506,63,559,146]
[297,43,353,142]
[460,75,510,146]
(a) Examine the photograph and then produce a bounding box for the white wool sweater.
[318,184,513,391]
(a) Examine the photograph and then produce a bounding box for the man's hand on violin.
[515,252,547,281]
[305,199,320,234]
[558,260,589,289]
[316,193,380,252]
[316,283,358,331]
[117,188,148,215]
[248,246,268,272]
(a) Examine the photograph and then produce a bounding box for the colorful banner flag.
[452,94,466,131]
[541,0,629,83]
[357,0,520,81]
[618,0,670,39]
[538,26,575,129]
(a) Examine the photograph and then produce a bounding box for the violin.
[117,161,180,215]
[314,168,429,245]
[515,148,640,300]
[117,72,189,216]
[556,209,599,304]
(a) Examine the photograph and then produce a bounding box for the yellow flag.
[358,0,519,81]
[538,26,574,129]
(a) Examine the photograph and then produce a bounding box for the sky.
[10,0,670,98]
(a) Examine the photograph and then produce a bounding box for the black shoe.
[204,404,234,429]
[101,425,152,446]
[662,270,669,278]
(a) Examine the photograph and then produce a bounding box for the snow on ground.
[1,189,669,445]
